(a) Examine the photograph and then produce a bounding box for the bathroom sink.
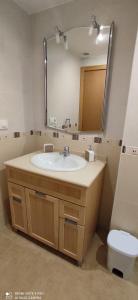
[31,152,87,172]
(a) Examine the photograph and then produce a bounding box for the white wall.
[47,39,80,128]
[0,0,36,228]
[0,0,34,133]
[123,32,138,147]
[32,0,138,139]
[80,54,107,67]
[111,30,138,236]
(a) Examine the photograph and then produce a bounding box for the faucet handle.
[63,146,70,157]
[64,146,69,151]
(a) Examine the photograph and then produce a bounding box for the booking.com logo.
[5,292,13,300]
[0,291,44,299]
[0,292,13,300]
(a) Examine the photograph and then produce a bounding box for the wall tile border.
[0,129,122,152]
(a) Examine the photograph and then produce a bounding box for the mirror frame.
[43,22,114,134]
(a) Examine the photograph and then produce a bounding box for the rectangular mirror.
[46,23,113,132]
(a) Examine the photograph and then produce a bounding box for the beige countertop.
[4,151,106,188]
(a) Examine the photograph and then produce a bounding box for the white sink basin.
[31,152,87,172]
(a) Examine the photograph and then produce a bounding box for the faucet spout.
[63,146,70,157]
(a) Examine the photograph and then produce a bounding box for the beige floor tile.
[0,226,138,300]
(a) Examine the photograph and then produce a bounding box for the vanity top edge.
[4,151,106,188]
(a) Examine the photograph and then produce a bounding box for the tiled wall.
[0,0,34,133]
[111,153,138,237]
[0,133,36,228]
[111,31,138,237]
[0,0,35,228]
[0,129,121,232]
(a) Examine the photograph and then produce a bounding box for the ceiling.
[13,0,74,15]
[48,27,110,58]
[67,27,110,58]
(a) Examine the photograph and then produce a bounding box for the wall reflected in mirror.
[47,25,112,132]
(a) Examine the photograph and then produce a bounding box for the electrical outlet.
[126,146,138,155]
[131,147,138,155]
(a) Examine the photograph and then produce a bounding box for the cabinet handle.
[65,218,77,226]
[35,191,46,197]
[13,196,22,203]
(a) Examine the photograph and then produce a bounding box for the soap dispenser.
[85,145,95,162]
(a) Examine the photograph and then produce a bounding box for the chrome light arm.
[43,38,47,127]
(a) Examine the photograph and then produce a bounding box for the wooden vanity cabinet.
[6,166,104,264]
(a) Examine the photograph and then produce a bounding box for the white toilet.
[107,230,138,279]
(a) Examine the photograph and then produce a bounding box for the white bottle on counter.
[85,145,95,162]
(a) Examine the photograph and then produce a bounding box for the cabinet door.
[8,182,28,233]
[59,218,84,262]
[26,189,59,249]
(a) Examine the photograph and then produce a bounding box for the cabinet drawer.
[7,167,86,206]
[59,200,85,225]
[59,218,84,262]
[9,182,25,200]
[8,183,28,233]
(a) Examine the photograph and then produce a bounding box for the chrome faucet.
[63,146,70,157]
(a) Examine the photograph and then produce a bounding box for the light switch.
[49,116,57,127]
[0,120,8,130]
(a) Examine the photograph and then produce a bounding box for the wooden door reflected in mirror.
[79,65,106,131]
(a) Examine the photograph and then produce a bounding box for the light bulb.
[56,31,60,44]
[96,32,104,44]
[98,32,104,41]
[100,25,104,30]
[88,25,93,36]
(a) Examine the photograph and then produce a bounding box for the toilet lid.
[107,230,138,257]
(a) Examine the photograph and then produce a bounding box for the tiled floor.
[0,226,138,300]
